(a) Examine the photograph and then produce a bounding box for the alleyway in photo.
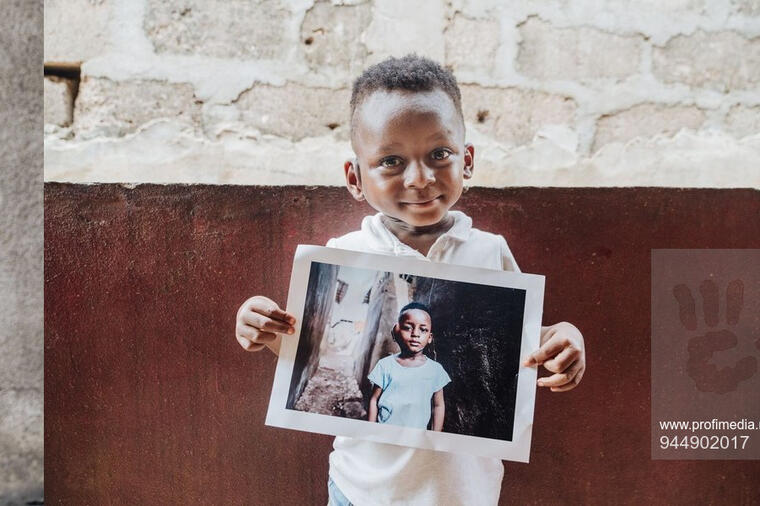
[294,349,367,420]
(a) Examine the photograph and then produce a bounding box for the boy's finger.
[248,297,295,324]
[259,315,294,334]
[523,335,566,366]
[236,326,277,344]
[268,306,297,325]
[236,324,256,341]
[237,335,266,352]
[241,311,264,328]
[541,345,580,373]
[549,382,577,392]
[550,366,585,392]
[537,359,583,388]
[243,312,295,334]
[251,331,278,344]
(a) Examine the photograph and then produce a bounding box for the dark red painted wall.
[44,184,760,505]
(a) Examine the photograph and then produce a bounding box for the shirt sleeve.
[498,234,521,273]
[433,363,452,392]
[367,359,385,389]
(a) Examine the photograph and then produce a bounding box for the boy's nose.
[403,161,435,189]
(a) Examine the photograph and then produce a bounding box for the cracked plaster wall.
[43,0,760,187]
[2,1,44,504]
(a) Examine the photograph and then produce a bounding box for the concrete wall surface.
[43,0,760,187]
[44,184,759,504]
[0,1,44,505]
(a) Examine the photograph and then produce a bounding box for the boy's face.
[346,89,473,227]
[394,308,433,354]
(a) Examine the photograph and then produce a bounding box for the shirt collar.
[361,211,472,256]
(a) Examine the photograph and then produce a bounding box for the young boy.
[235,55,586,506]
[368,302,451,431]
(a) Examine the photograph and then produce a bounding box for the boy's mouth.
[402,196,440,207]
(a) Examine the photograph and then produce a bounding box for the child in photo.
[368,302,451,431]
[235,55,586,506]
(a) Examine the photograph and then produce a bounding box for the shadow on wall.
[412,277,525,440]
[0,487,45,506]
[286,262,338,409]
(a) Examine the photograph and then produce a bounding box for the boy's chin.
[394,210,450,228]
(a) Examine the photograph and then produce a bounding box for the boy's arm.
[431,389,445,431]
[523,322,586,392]
[368,385,382,422]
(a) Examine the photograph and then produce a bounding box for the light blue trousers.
[327,477,353,506]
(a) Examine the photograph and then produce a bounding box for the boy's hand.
[523,322,585,392]
[235,296,296,354]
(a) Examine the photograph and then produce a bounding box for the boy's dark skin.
[236,87,585,391]
[368,308,446,431]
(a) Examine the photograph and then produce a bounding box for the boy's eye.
[380,157,402,168]
[431,149,452,161]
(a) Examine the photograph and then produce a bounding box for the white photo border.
[265,245,544,463]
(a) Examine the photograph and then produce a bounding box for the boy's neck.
[381,213,455,256]
[396,350,428,365]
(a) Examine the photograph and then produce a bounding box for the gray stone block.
[593,103,706,152]
[461,84,577,145]
[44,0,112,63]
[517,16,644,80]
[301,0,372,73]
[445,13,500,73]
[144,0,292,59]
[74,76,203,139]
[44,76,76,126]
[653,30,760,92]
[236,84,350,141]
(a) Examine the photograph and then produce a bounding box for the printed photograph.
[267,246,544,461]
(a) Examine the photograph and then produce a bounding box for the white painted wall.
[44,0,760,187]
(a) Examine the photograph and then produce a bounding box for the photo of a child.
[270,247,542,462]
[368,302,451,431]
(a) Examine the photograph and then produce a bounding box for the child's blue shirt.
[368,353,451,429]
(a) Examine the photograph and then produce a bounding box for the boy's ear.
[463,143,474,180]
[344,159,365,202]
[391,323,400,339]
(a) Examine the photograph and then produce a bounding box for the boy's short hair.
[398,301,433,322]
[350,54,463,130]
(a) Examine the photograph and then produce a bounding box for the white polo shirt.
[325,210,519,506]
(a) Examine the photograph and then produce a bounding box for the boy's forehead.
[352,89,463,143]
[360,88,454,116]
[400,308,432,323]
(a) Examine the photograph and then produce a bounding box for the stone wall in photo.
[287,262,338,410]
